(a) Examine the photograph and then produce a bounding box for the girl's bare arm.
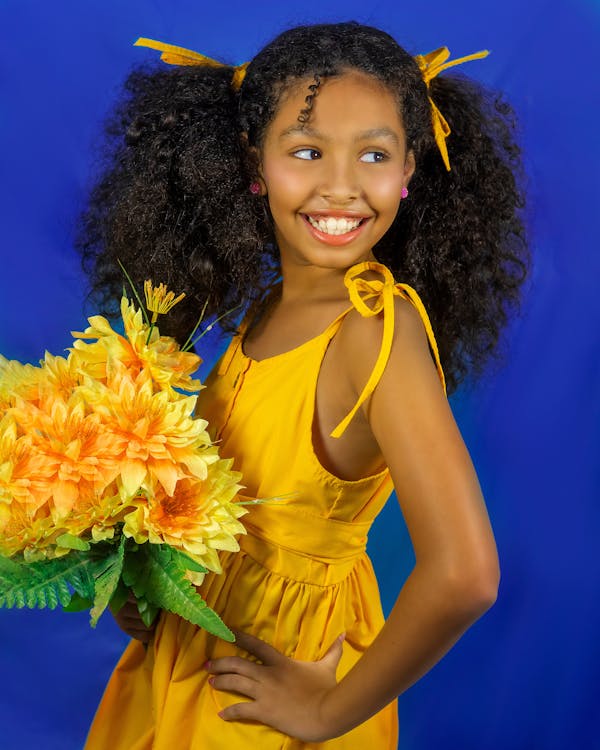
[317,295,500,735]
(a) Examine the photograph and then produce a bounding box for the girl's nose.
[318,158,360,202]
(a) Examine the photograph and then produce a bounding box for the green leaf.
[135,595,160,628]
[124,544,234,641]
[56,533,91,552]
[68,563,96,602]
[169,547,208,575]
[89,535,126,627]
[63,593,93,613]
[108,579,130,616]
[0,553,100,611]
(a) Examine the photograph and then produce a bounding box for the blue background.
[0,1,598,748]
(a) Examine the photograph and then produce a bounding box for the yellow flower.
[123,461,245,577]
[39,352,83,403]
[71,296,201,394]
[0,355,43,410]
[144,280,186,324]
[0,500,59,559]
[0,414,54,513]
[61,481,135,542]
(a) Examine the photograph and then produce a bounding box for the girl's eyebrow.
[279,125,400,145]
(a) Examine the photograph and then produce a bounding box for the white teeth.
[307,216,363,235]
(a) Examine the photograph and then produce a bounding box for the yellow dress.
[85,262,446,750]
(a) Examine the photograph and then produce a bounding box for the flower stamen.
[144,281,186,324]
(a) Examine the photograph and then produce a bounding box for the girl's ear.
[241,132,268,196]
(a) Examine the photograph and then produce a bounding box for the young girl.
[80,21,527,748]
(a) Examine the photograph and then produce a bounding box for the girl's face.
[257,70,415,273]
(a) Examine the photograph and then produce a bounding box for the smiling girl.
[80,21,527,749]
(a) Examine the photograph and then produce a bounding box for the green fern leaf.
[123,544,234,641]
[68,564,97,602]
[89,535,126,627]
[0,554,89,610]
[63,593,93,613]
[169,548,208,576]
[108,578,130,616]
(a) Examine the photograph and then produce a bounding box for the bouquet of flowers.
[0,277,245,641]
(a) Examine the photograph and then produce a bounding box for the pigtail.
[75,61,274,343]
[377,73,529,393]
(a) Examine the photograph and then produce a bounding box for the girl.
[80,21,527,749]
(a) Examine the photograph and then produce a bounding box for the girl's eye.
[360,151,388,163]
[292,148,321,160]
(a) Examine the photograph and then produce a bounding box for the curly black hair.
[75,21,528,395]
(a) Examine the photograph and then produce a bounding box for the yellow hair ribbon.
[414,47,490,171]
[134,37,249,91]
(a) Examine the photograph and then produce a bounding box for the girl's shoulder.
[337,291,436,389]
[322,262,447,440]
[336,261,445,392]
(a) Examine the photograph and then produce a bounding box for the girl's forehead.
[269,71,404,133]
[278,69,392,104]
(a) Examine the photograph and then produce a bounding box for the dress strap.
[330,261,447,439]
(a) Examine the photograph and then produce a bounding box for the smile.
[301,213,371,246]
[306,215,364,236]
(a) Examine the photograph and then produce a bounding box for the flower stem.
[182,299,210,352]
[187,304,243,351]
[117,260,151,328]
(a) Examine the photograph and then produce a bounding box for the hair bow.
[414,47,489,171]
[133,37,249,91]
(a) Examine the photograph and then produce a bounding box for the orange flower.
[78,365,214,500]
[9,394,123,520]
[123,463,245,577]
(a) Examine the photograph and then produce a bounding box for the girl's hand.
[206,630,345,742]
[111,593,158,644]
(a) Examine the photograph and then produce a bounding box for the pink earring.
[401,186,409,199]
[249,181,261,195]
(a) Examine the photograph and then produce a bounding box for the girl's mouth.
[302,214,370,246]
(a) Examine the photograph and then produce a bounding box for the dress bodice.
[198,261,447,566]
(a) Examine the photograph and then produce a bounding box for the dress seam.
[236,547,369,589]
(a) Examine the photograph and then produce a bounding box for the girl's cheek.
[369,172,405,203]
[265,166,315,198]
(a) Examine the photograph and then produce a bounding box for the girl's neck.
[278,256,374,304]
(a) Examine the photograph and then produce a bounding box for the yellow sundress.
[84,262,446,749]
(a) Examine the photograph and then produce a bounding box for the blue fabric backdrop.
[0,1,598,748]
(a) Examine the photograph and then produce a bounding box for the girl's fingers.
[232,630,285,666]
[206,655,261,680]
[218,701,261,723]
[209,674,260,699]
